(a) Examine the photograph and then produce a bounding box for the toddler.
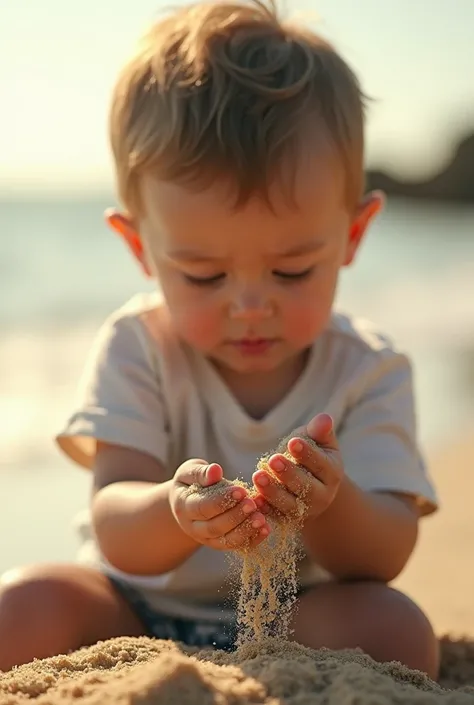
[0,0,439,678]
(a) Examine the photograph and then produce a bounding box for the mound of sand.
[1,635,474,705]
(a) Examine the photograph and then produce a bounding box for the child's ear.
[343,191,385,267]
[105,208,152,277]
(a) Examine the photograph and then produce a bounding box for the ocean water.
[1,195,474,571]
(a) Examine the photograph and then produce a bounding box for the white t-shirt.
[56,292,437,620]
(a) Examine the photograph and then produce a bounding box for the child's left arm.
[253,414,420,582]
[253,350,438,582]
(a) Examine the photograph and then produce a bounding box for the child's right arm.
[92,442,269,576]
[91,442,199,576]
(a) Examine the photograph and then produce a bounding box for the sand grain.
[1,636,474,704]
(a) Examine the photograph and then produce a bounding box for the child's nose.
[229,289,273,320]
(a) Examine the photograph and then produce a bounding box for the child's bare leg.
[291,581,439,679]
[0,563,145,671]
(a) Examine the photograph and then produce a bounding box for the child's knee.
[292,582,439,679]
[378,586,440,677]
[0,566,87,670]
[0,566,76,624]
[336,583,439,678]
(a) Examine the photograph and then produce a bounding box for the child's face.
[109,157,382,375]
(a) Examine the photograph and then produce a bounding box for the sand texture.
[2,433,474,704]
[188,433,314,645]
[1,635,474,704]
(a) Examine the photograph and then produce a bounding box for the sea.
[1,195,473,571]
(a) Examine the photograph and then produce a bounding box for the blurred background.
[1,0,473,592]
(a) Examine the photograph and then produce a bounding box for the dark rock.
[366,132,474,203]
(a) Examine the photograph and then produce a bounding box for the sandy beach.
[1,430,473,703]
[396,432,474,636]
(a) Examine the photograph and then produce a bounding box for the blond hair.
[109,0,366,215]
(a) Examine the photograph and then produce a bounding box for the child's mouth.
[231,338,277,355]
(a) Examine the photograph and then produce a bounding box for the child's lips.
[230,338,278,355]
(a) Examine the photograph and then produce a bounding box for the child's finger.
[176,460,224,488]
[267,453,314,496]
[184,484,249,521]
[254,495,272,514]
[306,413,338,451]
[252,470,298,515]
[192,502,264,542]
[286,437,338,487]
[212,513,270,551]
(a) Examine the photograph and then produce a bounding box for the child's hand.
[252,414,343,521]
[170,459,270,551]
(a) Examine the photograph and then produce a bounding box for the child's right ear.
[104,208,152,277]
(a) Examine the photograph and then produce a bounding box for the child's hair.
[109,0,366,215]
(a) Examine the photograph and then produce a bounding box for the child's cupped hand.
[170,459,270,550]
[252,414,344,521]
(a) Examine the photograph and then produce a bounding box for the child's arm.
[254,351,436,583]
[255,416,418,581]
[91,443,199,576]
[300,474,419,582]
[254,411,428,583]
[92,442,269,576]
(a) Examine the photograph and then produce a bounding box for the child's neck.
[213,349,310,420]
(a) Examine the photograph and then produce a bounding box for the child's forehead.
[139,158,348,250]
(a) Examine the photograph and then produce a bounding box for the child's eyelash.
[183,273,226,286]
[273,267,314,281]
[183,267,314,286]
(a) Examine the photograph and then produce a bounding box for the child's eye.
[273,267,314,281]
[183,273,226,286]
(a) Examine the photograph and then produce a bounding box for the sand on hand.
[186,433,314,645]
[234,433,314,645]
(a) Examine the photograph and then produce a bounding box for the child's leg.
[291,581,439,679]
[0,563,145,671]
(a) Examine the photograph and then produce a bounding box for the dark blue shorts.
[110,578,237,651]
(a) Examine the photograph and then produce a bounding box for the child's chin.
[226,354,283,374]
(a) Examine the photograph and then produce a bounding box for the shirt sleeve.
[337,349,438,516]
[56,311,169,470]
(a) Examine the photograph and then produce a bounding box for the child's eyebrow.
[168,242,324,262]
[279,242,325,257]
[167,250,221,263]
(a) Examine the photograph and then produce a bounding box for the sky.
[1,0,473,195]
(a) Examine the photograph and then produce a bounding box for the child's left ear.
[343,191,385,266]
[104,208,152,277]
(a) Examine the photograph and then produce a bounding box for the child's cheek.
[284,300,330,347]
[174,300,222,352]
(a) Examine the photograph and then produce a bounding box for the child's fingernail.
[257,474,269,486]
[232,490,244,501]
[270,458,285,472]
[260,527,269,536]
[292,440,303,453]
[204,463,219,483]
[252,517,264,528]
[242,501,255,514]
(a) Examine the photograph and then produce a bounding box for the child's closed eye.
[183,273,226,286]
[273,267,314,281]
[182,267,314,287]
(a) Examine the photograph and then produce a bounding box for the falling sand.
[235,434,313,644]
[186,433,313,644]
[3,436,474,703]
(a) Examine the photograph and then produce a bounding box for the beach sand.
[1,434,473,704]
[396,433,474,636]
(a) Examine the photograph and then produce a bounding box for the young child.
[0,0,439,677]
